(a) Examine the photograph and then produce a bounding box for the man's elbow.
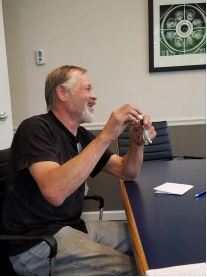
[124,175,137,181]
[47,195,64,207]
[122,170,140,181]
[41,188,65,207]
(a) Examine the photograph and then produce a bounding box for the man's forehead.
[73,71,92,85]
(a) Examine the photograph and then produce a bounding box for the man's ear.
[56,85,69,102]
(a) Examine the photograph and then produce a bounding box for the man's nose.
[90,90,97,101]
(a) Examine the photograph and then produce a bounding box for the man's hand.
[101,104,143,143]
[99,105,157,181]
[129,115,156,146]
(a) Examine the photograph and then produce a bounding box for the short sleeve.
[12,117,59,172]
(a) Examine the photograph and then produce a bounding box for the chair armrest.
[84,195,104,209]
[0,235,57,258]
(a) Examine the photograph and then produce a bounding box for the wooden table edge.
[120,179,149,275]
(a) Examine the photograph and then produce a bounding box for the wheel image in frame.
[160,3,206,56]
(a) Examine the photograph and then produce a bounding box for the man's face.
[67,71,97,123]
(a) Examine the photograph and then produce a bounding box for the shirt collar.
[48,110,81,143]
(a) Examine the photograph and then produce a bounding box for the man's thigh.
[85,220,134,255]
[53,224,136,275]
[10,224,137,276]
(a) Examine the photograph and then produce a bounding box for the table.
[120,159,206,275]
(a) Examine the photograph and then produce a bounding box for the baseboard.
[81,210,127,221]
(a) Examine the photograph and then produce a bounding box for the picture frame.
[148,0,206,72]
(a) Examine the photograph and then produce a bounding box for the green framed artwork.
[148,0,206,72]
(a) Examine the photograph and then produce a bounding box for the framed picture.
[148,0,206,72]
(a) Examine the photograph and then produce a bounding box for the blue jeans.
[10,221,137,275]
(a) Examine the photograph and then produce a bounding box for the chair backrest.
[0,148,10,207]
[118,121,173,161]
[0,148,57,276]
[0,148,10,227]
[0,148,15,276]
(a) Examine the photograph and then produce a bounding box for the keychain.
[138,114,152,145]
[142,127,152,145]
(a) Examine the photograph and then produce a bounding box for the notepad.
[153,182,194,195]
[145,262,206,276]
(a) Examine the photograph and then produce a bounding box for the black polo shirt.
[2,111,113,255]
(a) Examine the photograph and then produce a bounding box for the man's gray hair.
[45,65,87,111]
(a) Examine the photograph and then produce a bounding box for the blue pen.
[195,190,206,198]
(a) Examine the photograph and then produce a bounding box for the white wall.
[2,0,205,129]
[0,0,13,149]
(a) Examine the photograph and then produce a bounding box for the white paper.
[145,262,206,276]
[153,182,194,195]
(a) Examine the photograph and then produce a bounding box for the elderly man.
[2,65,156,275]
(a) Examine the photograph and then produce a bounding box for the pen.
[194,190,206,198]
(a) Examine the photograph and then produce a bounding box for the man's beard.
[80,103,96,123]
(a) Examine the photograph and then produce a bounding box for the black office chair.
[118,121,173,161]
[0,148,104,275]
[0,148,57,276]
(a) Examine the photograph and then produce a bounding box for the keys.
[138,114,152,145]
[143,127,152,145]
